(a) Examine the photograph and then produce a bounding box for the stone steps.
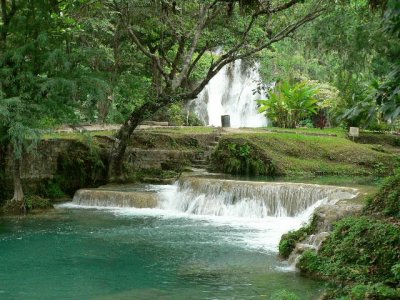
[190,130,222,169]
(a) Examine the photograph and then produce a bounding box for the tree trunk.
[11,156,25,212]
[108,100,168,181]
[108,119,141,181]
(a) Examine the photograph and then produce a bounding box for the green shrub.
[153,102,204,126]
[270,290,300,300]
[296,250,322,274]
[25,195,53,210]
[211,139,276,176]
[297,216,400,298]
[279,215,318,258]
[257,81,319,128]
[350,283,400,300]
[365,169,400,217]
[39,179,66,199]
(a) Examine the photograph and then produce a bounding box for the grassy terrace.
[212,129,399,178]
[41,126,399,178]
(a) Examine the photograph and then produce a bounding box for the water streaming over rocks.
[72,178,358,219]
[190,60,268,127]
[69,177,359,256]
[72,188,158,208]
[158,177,358,218]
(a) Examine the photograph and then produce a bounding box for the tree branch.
[187,44,209,79]
[239,8,325,59]
[172,3,209,89]
[181,6,325,100]
[263,0,304,14]
[124,22,170,83]
[169,35,185,80]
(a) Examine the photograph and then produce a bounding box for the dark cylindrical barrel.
[221,115,230,128]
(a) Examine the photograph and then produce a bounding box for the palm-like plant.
[257,81,319,128]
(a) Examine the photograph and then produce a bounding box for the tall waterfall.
[190,60,268,128]
[158,178,358,218]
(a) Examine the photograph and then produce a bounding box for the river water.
[0,182,337,299]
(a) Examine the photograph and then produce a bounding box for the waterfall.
[158,178,358,218]
[72,189,158,208]
[66,179,358,253]
[71,179,357,219]
[190,60,268,128]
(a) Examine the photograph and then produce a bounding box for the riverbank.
[280,170,400,299]
[1,127,398,208]
[1,127,399,298]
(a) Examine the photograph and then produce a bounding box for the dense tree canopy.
[1,0,399,199]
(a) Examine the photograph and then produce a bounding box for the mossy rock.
[279,214,319,258]
[1,196,53,215]
[1,200,26,215]
[210,138,277,176]
[55,140,108,196]
[25,195,53,210]
[297,216,400,298]
[365,170,400,218]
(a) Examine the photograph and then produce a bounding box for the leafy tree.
[376,0,400,123]
[0,0,71,206]
[105,0,327,178]
[0,0,110,207]
[258,0,399,128]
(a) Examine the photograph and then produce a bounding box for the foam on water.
[64,180,357,253]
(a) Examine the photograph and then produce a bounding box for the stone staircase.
[191,130,222,169]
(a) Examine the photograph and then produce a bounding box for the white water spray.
[158,178,357,218]
[67,179,357,253]
[190,60,268,128]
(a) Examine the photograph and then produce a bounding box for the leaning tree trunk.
[11,156,25,212]
[108,118,142,181]
[108,100,166,181]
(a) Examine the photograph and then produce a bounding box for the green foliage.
[365,169,400,217]
[1,195,52,213]
[55,140,107,195]
[349,283,400,300]
[296,250,321,274]
[391,263,400,281]
[269,290,300,300]
[211,139,275,176]
[258,81,319,128]
[212,132,396,178]
[375,0,400,123]
[39,180,66,199]
[287,169,400,298]
[258,1,400,129]
[297,216,400,298]
[24,195,53,210]
[279,215,318,258]
[153,102,203,126]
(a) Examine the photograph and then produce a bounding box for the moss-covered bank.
[0,129,219,209]
[0,138,108,209]
[281,170,400,299]
[2,128,399,215]
[210,132,398,177]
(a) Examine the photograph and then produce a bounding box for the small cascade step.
[172,177,359,218]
